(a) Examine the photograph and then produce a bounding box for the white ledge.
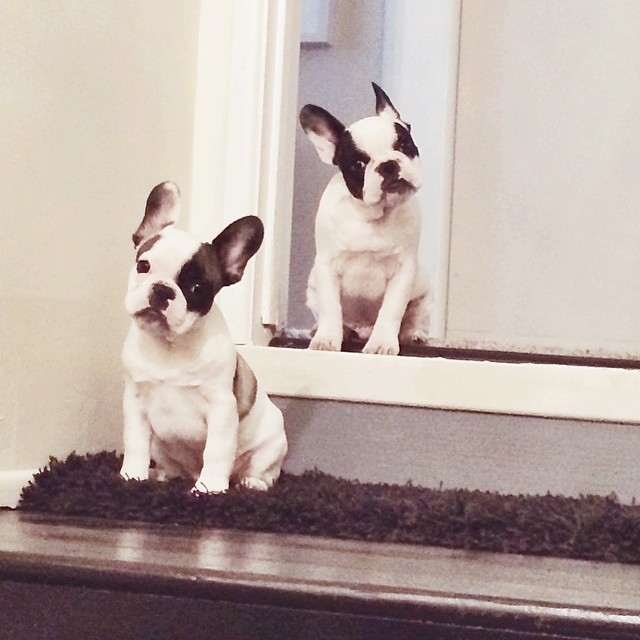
[239,346,640,425]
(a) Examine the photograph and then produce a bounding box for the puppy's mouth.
[134,308,169,332]
[381,177,415,196]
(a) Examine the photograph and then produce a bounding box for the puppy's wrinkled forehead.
[348,116,397,155]
[136,228,200,272]
[348,116,418,160]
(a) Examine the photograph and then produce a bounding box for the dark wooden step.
[1,511,639,639]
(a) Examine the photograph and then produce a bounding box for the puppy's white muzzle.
[362,153,421,208]
[125,276,195,339]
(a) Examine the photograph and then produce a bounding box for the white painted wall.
[277,397,640,504]
[448,0,640,357]
[3,0,638,511]
[0,1,201,475]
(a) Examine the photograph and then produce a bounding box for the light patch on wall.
[301,0,333,45]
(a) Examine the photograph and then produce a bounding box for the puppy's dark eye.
[190,282,202,295]
[353,159,366,171]
[137,260,150,274]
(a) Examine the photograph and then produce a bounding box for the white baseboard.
[0,469,37,508]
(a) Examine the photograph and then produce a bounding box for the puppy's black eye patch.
[335,131,369,200]
[176,245,223,315]
[137,260,151,274]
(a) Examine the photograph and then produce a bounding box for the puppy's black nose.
[376,160,399,178]
[149,283,176,311]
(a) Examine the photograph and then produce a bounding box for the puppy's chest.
[333,249,401,280]
[139,382,210,441]
[124,328,234,439]
[330,215,414,303]
[340,220,404,255]
[334,215,407,270]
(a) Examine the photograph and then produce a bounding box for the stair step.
[1,512,639,639]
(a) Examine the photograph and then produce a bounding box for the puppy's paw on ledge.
[308,334,342,352]
[363,334,400,356]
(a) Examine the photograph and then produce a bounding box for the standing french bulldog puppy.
[300,82,430,355]
[120,182,287,494]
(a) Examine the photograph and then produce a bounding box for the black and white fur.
[300,83,430,355]
[120,182,287,493]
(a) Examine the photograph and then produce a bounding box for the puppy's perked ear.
[372,82,401,121]
[211,216,264,286]
[132,182,181,247]
[299,104,345,164]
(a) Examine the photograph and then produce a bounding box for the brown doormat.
[17,451,640,564]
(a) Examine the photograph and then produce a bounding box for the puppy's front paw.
[120,461,150,482]
[192,476,229,495]
[240,477,269,491]
[309,331,342,351]
[363,333,400,356]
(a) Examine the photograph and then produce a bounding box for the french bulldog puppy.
[300,82,430,355]
[119,182,287,493]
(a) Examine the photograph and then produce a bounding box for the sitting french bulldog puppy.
[119,182,287,493]
[300,82,430,355]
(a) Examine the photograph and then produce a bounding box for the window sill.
[238,345,640,424]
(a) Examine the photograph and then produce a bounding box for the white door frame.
[189,0,301,344]
[189,0,640,426]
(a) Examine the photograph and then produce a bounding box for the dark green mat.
[18,451,640,564]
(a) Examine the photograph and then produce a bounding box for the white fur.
[305,110,430,355]
[120,223,287,494]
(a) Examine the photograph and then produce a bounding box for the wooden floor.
[1,510,640,638]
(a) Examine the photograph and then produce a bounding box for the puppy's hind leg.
[238,404,287,491]
[399,293,431,346]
